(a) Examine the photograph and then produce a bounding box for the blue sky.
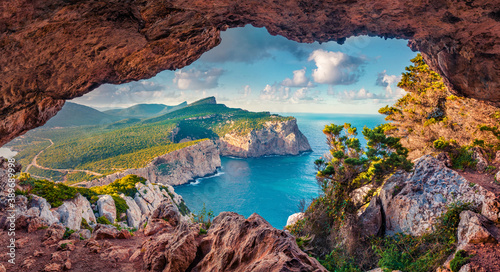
[72,25,418,114]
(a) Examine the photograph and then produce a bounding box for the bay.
[174,113,386,229]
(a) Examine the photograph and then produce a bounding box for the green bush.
[192,203,214,230]
[30,179,78,207]
[318,248,361,272]
[97,216,112,225]
[433,137,456,150]
[81,218,93,232]
[111,195,129,215]
[450,250,472,272]
[450,147,477,170]
[63,228,75,239]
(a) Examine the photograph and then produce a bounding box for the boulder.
[29,195,58,225]
[471,147,488,172]
[123,196,142,229]
[351,183,375,208]
[358,196,383,237]
[43,223,66,244]
[150,201,180,227]
[285,212,304,227]
[97,195,116,224]
[195,212,328,271]
[134,194,151,215]
[93,225,120,240]
[27,217,47,233]
[56,193,96,230]
[457,210,499,250]
[382,156,498,236]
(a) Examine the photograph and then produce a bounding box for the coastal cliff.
[218,118,312,158]
[87,140,221,187]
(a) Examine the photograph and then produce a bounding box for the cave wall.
[1,0,499,145]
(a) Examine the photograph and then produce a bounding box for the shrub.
[192,203,214,230]
[111,195,129,215]
[30,179,78,207]
[450,147,477,170]
[81,218,93,232]
[92,175,146,197]
[97,216,112,225]
[63,228,75,239]
[450,250,472,272]
[433,137,456,150]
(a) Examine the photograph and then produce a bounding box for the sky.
[71,25,418,114]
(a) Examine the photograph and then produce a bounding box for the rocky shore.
[88,140,221,187]
[218,118,312,158]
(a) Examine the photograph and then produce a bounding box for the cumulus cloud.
[173,68,224,90]
[259,84,290,101]
[375,70,404,97]
[281,68,314,87]
[70,80,181,108]
[340,88,380,100]
[308,49,366,85]
[200,26,317,63]
[260,85,320,104]
[241,85,252,98]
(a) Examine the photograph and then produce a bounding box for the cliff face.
[88,140,221,187]
[1,0,499,145]
[218,119,312,158]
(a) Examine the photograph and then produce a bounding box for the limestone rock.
[87,141,221,186]
[457,210,499,250]
[56,193,96,230]
[286,212,304,227]
[97,195,116,224]
[382,156,498,236]
[150,201,180,227]
[358,196,383,237]
[29,195,58,225]
[123,196,142,229]
[471,147,488,172]
[27,217,47,233]
[351,183,376,208]
[219,119,311,157]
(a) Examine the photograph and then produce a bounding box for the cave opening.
[2,25,420,228]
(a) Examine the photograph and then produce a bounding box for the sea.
[174,113,386,229]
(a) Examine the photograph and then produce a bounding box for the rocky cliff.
[87,140,221,187]
[1,0,499,145]
[218,118,312,158]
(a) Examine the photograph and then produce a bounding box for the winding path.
[26,138,103,176]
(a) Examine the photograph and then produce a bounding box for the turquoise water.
[174,113,386,229]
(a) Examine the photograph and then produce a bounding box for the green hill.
[44,102,122,127]
[8,97,292,183]
[104,102,188,119]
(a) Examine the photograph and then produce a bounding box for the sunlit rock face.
[1,0,499,145]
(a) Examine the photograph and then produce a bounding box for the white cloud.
[340,88,380,100]
[259,84,290,101]
[376,70,404,97]
[243,85,252,98]
[260,85,321,104]
[173,68,224,90]
[308,49,366,85]
[281,68,314,87]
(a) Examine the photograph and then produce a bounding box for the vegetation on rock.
[379,54,500,167]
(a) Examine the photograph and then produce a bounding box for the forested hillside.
[6,97,292,184]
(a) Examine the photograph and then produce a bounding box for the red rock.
[27,217,48,233]
[43,263,63,272]
[0,0,499,145]
[116,229,132,239]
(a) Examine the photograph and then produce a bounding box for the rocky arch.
[1,0,499,145]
